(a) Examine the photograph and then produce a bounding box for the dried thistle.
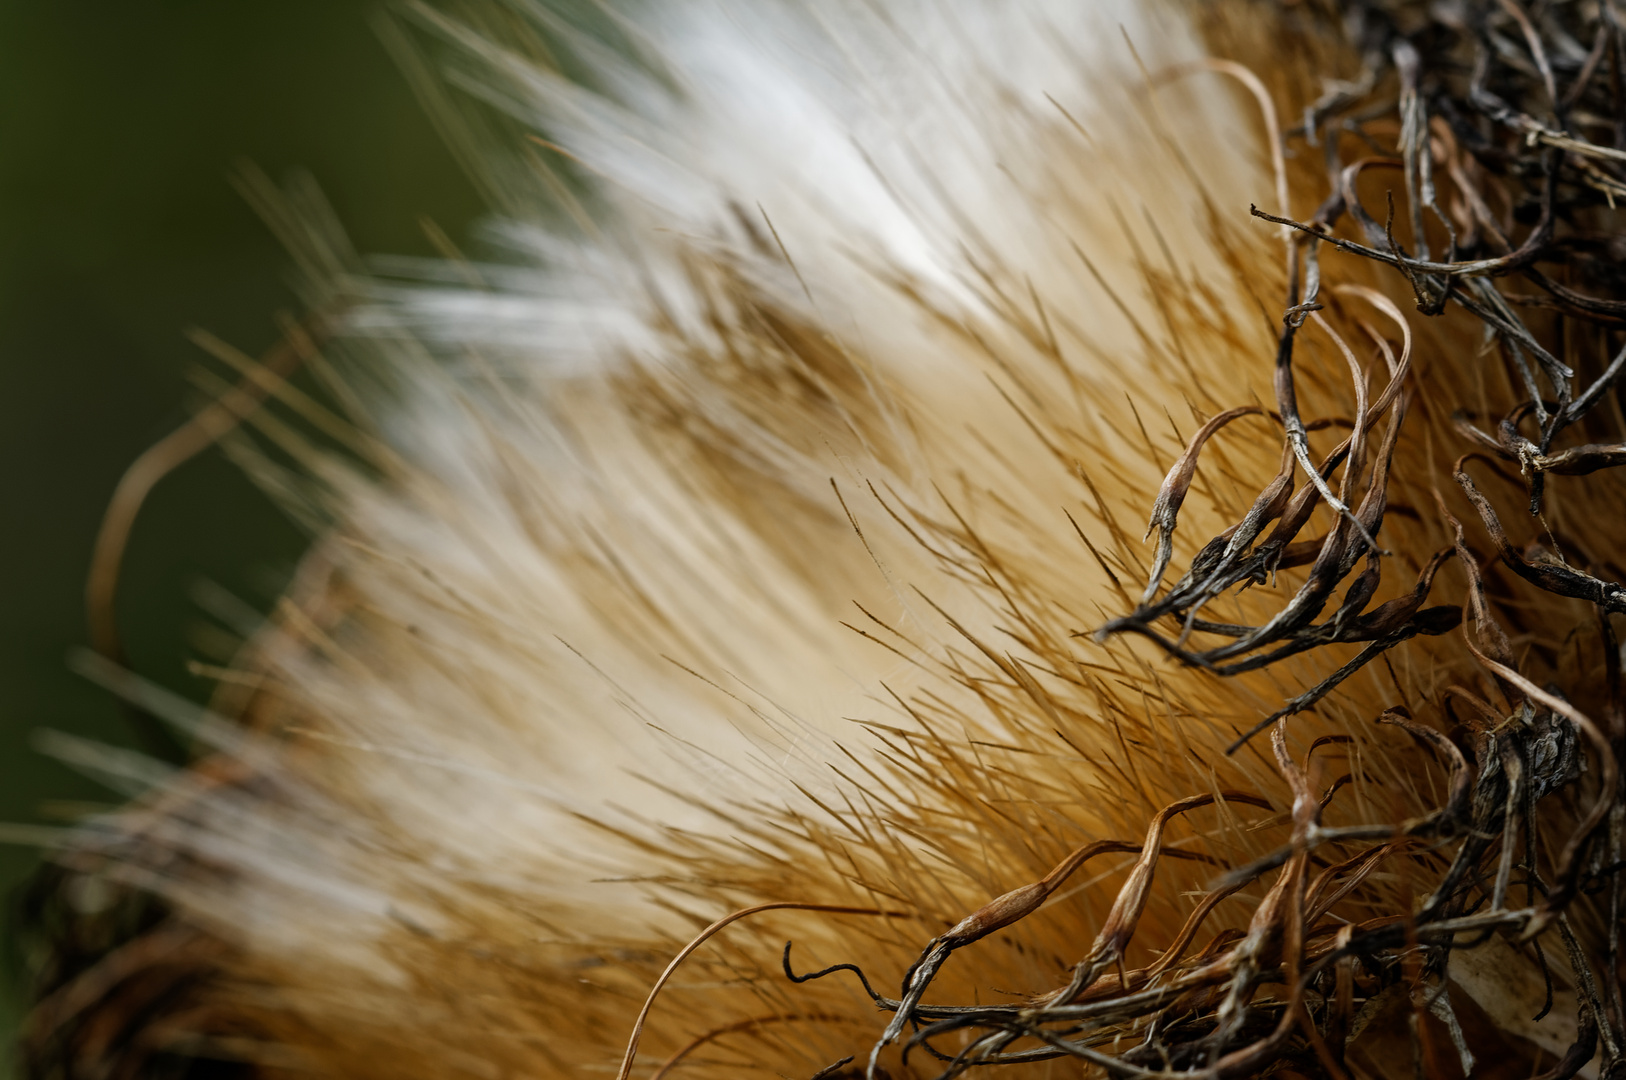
[19,2,1626,1080]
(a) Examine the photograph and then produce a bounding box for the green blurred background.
[0,2,482,1067]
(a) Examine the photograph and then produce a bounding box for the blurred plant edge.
[0,1,574,1072]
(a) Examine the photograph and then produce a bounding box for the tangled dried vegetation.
[732,2,1626,1076]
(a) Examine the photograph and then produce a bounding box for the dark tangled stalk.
[786,2,1626,1075]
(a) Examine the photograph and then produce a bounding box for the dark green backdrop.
[0,3,482,1067]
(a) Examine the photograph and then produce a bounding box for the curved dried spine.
[990,1,1626,1073]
